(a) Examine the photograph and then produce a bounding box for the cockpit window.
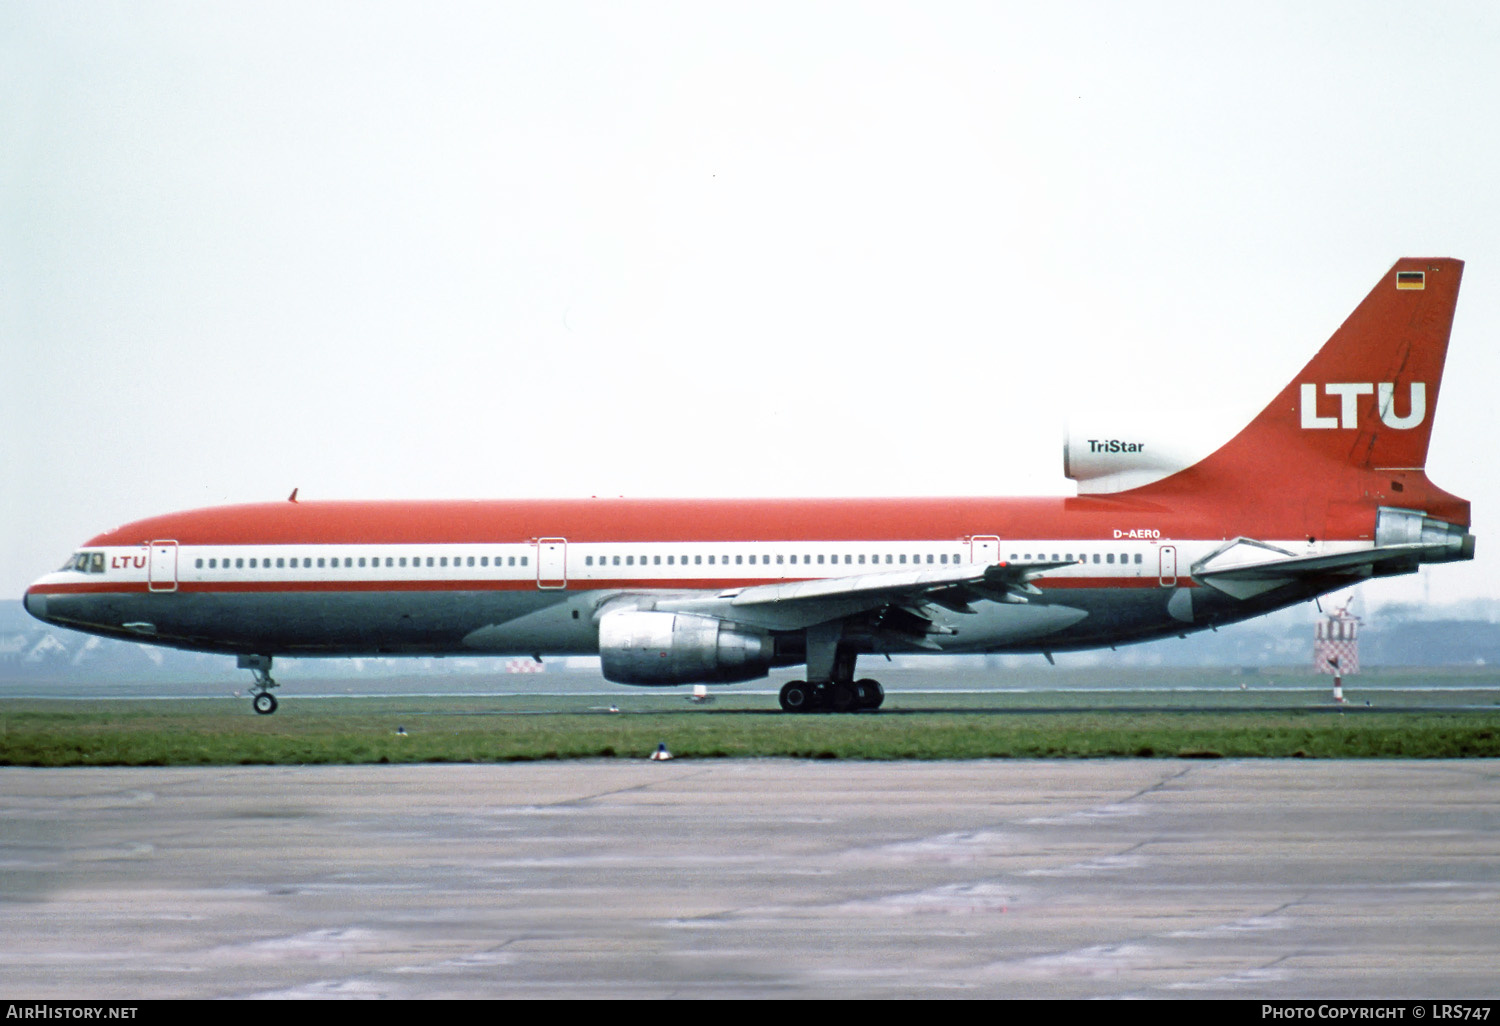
[60,551,107,574]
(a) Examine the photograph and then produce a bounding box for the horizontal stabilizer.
[1194,537,1473,600]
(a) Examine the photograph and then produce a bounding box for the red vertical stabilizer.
[1130,258,1468,532]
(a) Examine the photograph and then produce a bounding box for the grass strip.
[3,699,1499,764]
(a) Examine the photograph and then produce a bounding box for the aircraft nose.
[23,586,48,622]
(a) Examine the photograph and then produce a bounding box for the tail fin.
[1133,258,1465,520]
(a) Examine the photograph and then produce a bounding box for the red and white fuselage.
[24,259,1475,712]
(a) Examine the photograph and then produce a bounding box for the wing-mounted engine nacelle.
[599,609,774,686]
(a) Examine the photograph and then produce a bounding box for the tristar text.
[1299,382,1426,430]
[1087,439,1145,453]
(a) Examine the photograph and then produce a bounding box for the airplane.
[23,258,1474,715]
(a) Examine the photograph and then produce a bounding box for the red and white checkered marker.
[1315,601,1360,676]
[1316,599,1360,703]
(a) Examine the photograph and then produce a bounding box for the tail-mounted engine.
[1374,507,1475,565]
[1063,418,1215,495]
[599,609,774,686]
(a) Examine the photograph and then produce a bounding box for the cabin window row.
[193,555,530,570]
[172,550,1147,572]
[1018,552,1144,565]
[581,552,964,568]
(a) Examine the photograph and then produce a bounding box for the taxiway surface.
[3,760,1497,998]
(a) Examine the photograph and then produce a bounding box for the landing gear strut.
[238,654,279,715]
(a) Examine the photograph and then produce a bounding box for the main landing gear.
[238,654,279,715]
[780,623,885,713]
[778,678,885,713]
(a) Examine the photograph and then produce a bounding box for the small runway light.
[395,726,408,737]
[650,742,673,761]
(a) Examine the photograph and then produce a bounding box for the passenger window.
[1092,554,1100,564]
[1134,553,1143,564]
[626,556,634,566]
[695,555,702,565]
[521,557,528,566]
[654,555,661,565]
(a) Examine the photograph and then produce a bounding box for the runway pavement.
[2,760,1497,999]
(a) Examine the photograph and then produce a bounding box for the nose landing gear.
[237,654,279,715]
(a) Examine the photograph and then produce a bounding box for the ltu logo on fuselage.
[1300,382,1426,430]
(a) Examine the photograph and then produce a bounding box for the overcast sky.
[4,1,1498,611]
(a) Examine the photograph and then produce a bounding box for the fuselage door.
[1158,544,1178,587]
[537,538,567,589]
[148,540,179,593]
[970,535,1001,565]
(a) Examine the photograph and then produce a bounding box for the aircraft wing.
[654,560,1072,634]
